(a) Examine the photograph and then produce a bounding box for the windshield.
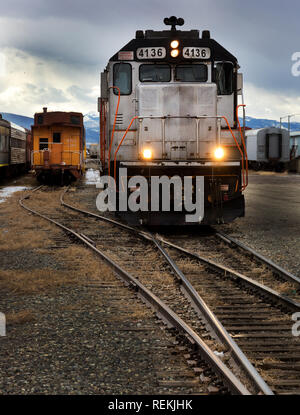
[175,64,208,82]
[139,64,171,82]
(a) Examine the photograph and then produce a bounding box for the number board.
[137,47,166,59]
[183,47,211,59]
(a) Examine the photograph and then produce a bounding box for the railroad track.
[158,227,300,300]
[19,185,300,394]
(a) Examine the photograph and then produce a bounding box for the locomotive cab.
[99,17,247,225]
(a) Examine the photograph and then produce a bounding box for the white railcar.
[245,127,290,171]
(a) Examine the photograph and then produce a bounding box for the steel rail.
[151,236,273,395]
[19,189,251,396]
[156,236,300,313]
[60,189,300,313]
[60,188,152,241]
[60,189,274,394]
[214,230,300,286]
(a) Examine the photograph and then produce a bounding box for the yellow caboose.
[32,108,85,183]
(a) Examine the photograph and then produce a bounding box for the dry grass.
[0,245,115,295]
[0,188,116,296]
[148,270,175,286]
[275,281,296,295]
[176,258,204,274]
[52,245,114,283]
[0,191,56,250]
[261,357,282,364]
[6,310,35,325]
[0,268,84,294]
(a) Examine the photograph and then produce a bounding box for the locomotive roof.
[109,28,237,64]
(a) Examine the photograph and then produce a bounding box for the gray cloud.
[24,83,67,103]
[0,0,299,117]
[67,85,95,102]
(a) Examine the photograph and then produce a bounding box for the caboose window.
[39,138,48,150]
[53,132,61,143]
[71,115,80,125]
[113,63,132,95]
[139,64,171,82]
[215,62,233,95]
[175,64,208,82]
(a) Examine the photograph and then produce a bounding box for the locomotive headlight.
[170,40,179,49]
[170,49,179,58]
[214,147,225,160]
[143,148,152,160]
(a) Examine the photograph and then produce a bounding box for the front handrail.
[236,105,248,189]
[221,115,246,189]
[107,86,120,177]
[114,116,139,182]
[113,114,247,190]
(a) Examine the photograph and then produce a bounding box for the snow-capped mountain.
[82,112,99,143]
[1,112,300,144]
[245,116,300,131]
[0,111,100,144]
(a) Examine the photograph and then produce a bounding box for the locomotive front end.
[99,17,247,225]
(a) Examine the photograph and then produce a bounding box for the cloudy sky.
[0,0,300,121]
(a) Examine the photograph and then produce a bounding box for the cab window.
[215,62,233,95]
[175,64,208,82]
[113,63,132,95]
[139,64,171,82]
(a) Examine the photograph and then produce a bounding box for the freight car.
[98,16,248,225]
[245,127,290,171]
[31,108,85,183]
[0,114,30,178]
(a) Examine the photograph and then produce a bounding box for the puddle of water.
[0,186,31,203]
[85,168,101,185]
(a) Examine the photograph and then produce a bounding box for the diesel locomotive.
[98,17,248,225]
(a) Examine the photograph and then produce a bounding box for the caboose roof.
[32,111,83,127]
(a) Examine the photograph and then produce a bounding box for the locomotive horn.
[164,16,185,31]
